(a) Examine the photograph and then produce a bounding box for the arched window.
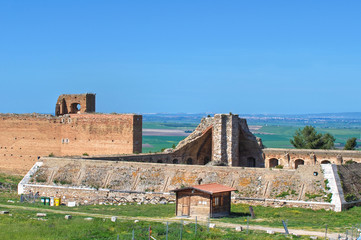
[295,159,305,169]
[187,158,193,165]
[269,158,279,168]
[172,159,178,164]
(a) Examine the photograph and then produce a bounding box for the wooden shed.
[172,183,236,218]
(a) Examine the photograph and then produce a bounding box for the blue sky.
[1,1,360,114]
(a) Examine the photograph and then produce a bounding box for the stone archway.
[321,160,331,164]
[70,103,81,114]
[269,158,279,168]
[295,159,305,169]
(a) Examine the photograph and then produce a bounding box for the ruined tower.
[55,93,95,116]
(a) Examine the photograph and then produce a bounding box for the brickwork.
[0,94,142,174]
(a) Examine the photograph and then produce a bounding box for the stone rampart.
[20,157,334,210]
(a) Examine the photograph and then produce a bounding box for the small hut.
[172,183,236,218]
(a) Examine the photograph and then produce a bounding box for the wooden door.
[181,195,190,216]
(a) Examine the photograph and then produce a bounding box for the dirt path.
[0,203,343,239]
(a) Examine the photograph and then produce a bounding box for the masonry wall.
[263,148,361,169]
[21,158,332,210]
[0,114,142,174]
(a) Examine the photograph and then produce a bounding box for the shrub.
[345,193,358,202]
[275,165,283,169]
[48,153,54,157]
[82,153,89,156]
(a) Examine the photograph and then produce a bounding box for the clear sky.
[1,1,360,114]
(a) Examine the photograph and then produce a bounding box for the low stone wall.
[19,157,336,210]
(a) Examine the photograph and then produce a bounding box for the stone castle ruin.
[1,93,361,212]
[0,94,142,174]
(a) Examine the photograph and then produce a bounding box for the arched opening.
[269,158,279,168]
[187,158,193,165]
[70,103,81,113]
[321,160,331,164]
[204,156,210,165]
[247,157,256,167]
[172,159,178,164]
[157,159,163,163]
[295,159,305,169]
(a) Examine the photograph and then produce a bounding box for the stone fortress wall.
[0,94,142,174]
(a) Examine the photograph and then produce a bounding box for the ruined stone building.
[0,94,142,174]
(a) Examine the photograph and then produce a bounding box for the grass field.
[142,136,186,153]
[222,204,361,233]
[0,173,359,239]
[0,206,309,240]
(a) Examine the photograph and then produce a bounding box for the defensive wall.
[0,94,142,174]
[20,157,338,210]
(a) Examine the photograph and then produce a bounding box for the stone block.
[266,230,275,234]
[67,201,76,207]
[0,211,9,214]
[209,223,216,228]
[111,216,117,222]
[36,213,47,217]
[65,215,72,220]
[84,217,93,221]
[235,226,243,231]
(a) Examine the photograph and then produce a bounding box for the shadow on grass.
[227,211,251,218]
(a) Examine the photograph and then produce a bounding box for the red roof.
[173,183,236,195]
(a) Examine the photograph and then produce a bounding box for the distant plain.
[141,113,361,152]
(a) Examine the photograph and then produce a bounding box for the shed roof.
[172,183,236,195]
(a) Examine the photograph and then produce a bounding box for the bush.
[345,193,358,202]
[345,160,356,164]
[275,165,283,169]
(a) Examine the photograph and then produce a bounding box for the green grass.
[0,206,313,240]
[142,136,186,153]
[0,173,23,189]
[221,204,361,232]
[255,125,361,149]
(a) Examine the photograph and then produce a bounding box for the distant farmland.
[142,121,361,152]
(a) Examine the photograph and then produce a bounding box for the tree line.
[290,126,358,150]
